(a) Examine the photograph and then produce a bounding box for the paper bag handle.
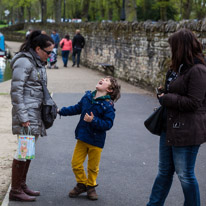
[21,126,32,135]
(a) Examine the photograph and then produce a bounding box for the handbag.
[40,79,57,129]
[60,41,64,48]
[17,127,35,160]
[144,106,163,136]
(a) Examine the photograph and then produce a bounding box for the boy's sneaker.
[68,183,86,198]
[54,66,59,69]
[87,186,98,200]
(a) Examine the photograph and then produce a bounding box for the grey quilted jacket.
[10,49,47,136]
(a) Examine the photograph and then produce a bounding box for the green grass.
[16,30,26,34]
[0,93,9,95]
[0,24,8,28]
[3,60,12,82]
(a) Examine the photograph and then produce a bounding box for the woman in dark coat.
[10,31,54,201]
[147,29,206,206]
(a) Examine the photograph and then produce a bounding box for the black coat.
[162,63,206,146]
[72,33,85,49]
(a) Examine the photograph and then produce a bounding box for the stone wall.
[0,23,25,42]
[4,20,206,90]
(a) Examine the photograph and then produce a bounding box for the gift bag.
[17,127,35,160]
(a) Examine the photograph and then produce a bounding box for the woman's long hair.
[168,28,205,72]
[20,30,54,52]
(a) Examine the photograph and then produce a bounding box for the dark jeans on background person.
[147,132,200,206]
[61,50,70,67]
[72,48,82,66]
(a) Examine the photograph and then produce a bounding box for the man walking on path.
[72,29,85,67]
[51,30,60,50]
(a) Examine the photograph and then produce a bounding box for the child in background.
[47,48,58,69]
[58,76,121,200]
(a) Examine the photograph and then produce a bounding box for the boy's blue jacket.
[59,91,115,148]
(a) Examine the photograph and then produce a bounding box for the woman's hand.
[22,121,30,127]
[158,93,164,98]
[84,112,94,122]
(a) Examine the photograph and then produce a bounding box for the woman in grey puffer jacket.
[9,30,54,202]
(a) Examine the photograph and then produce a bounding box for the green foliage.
[193,0,206,19]
[0,0,206,23]
[136,0,177,21]
[137,0,158,20]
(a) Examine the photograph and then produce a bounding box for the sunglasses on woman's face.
[41,48,52,55]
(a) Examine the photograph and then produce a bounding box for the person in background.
[26,29,32,39]
[59,34,72,67]
[51,30,60,50]
[50,30,60,69]
[72,29,85,67]
[58,76,121,200]
[147,28,206,206]
[9,30,54,202]
[41,30,47,35]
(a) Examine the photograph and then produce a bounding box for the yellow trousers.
[71,140,102,187]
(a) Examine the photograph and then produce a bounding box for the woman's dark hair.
[20,30,54,52]
[168,28,205,72]
[65,34,70,40]
[107,76,121,102]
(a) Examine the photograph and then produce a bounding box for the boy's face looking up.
[96,78,112,94]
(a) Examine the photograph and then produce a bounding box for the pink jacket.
[59,38,72,51]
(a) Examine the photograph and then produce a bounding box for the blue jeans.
[72,48,82,66]
[61,50,70,66]
[147,132,200,206]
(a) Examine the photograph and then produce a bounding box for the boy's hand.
[84,112,94,122]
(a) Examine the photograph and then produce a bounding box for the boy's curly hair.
[107,76,121,102]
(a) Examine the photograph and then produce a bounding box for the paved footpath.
[3,41,206,206]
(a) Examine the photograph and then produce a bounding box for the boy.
[58,76,121,200]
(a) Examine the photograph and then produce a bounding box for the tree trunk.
[18,6,24,23]
[158,0,168,21]
[182,0,192,19]
[160,6,167,21]
[125,0,137,21]
[82,0,90,21]
[100,0,105,19]
[40,0,47,23]
[27,5,31,22]
[54,0,62,23]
